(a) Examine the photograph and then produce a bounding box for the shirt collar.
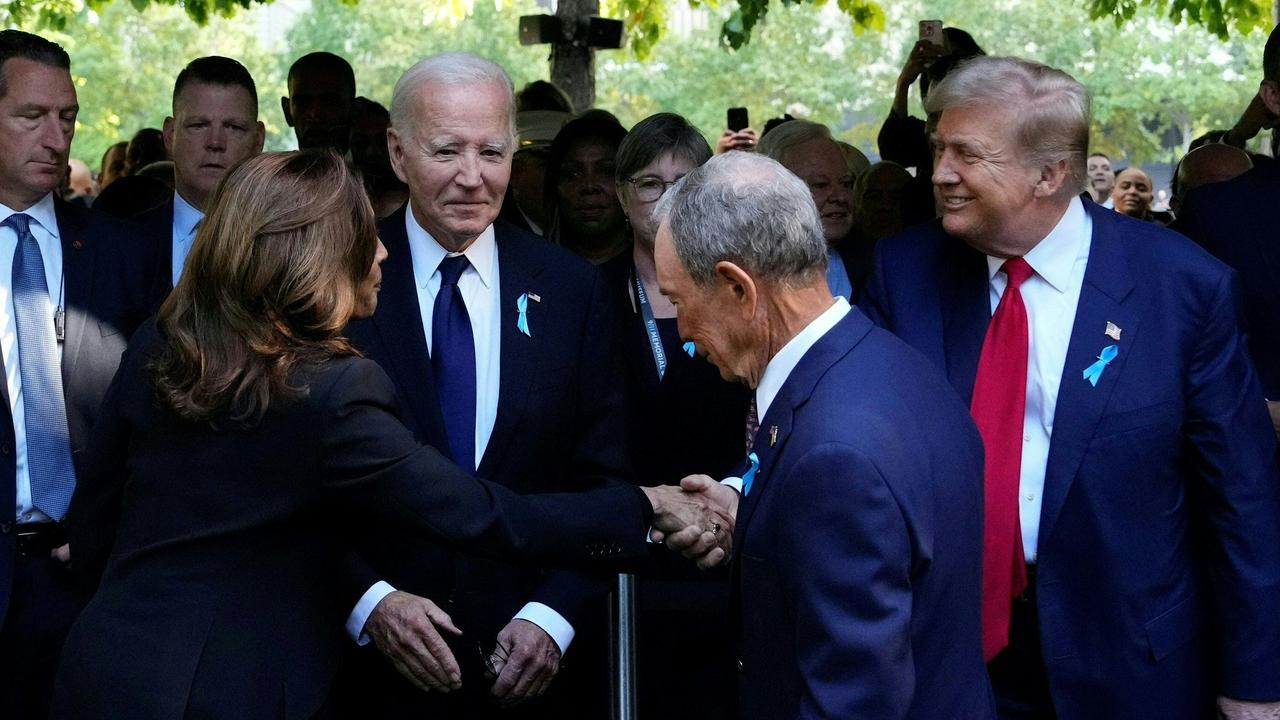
[0,193,60,241]
[173,192,204,241]
[404,207,497,289]
[986,195,1089,294]
[756,297,851,421]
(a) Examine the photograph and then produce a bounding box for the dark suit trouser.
[0,554,81,720]
[987,565,1057,720]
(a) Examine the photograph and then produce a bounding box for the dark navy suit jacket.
[0,199,157,626]
[732,306,993,719]
[343,206,628,649]
[1174,164,1280,398]
[136,197,175,297]
[862,203,1280,718]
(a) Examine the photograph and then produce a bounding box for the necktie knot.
[438,255,470,288]
[5,212,32,236]
[1002,257,1034,291]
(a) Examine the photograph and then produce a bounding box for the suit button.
[0,443,10,455]
[0,521,12,534]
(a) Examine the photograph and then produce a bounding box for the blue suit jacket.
[343,205,627,644]
[732,307,993,719]
[862,203,1280,718]
[0,199,158,624]
[1174,164,1280,398]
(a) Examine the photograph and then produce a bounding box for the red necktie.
[971,256,1034,662]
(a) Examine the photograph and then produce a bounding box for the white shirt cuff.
[346,580,396,645]
[512,602,575,654]
[720,476,744,494]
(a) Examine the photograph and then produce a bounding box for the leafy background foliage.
[3,0,1272,181]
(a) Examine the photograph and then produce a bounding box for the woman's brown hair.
[152,150,378,425]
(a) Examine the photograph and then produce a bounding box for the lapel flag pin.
[769,426,778,447]
[1105,321,1122,341]
[516,293,532,337]
[527,292,541,303]
[1082,344,1119,387]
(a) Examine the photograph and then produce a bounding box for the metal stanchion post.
[614,572,638,720]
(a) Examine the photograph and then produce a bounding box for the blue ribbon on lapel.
[1082,344,1119,387]
[516,293,531,337]
[682,341,696,358]
[741,452,760,496]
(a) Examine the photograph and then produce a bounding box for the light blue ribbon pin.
[682,341,696,358]
[1082,344,1119,387]
[741,452,760,496]
[516,293,531,337]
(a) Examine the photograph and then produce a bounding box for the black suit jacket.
[1174,164,1280,397]
[54,322,650,720]
[136,196,176,297]
[0,199,158,625]
[344,206,629,643]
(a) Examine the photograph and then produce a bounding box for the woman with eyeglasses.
[601,113,750,720]
[50,150,727,720]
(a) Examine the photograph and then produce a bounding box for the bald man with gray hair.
[656,151,992,718]
[335,51,631,719]
[756,119,858,299]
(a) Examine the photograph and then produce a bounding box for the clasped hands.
[643,474,739,570]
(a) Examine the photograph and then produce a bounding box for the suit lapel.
[477,223,542,476]
[733,311,873,543]
[1037,206,1139,547]
[941,239,991,405]
[56,200,93,382]
[372,206,448,447]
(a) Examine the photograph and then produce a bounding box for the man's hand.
[51,543,70,566]
[1225,93,1280,148]
[717,128,758,154]
[1266,400,1280,441]
[644,475,738,569]
[1217,696,1280,719]
[365,591,463,693]
[487,619,562,707]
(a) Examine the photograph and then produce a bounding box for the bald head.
[1177,144,1252,196]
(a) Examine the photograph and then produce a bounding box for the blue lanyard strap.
[633,268,669,381]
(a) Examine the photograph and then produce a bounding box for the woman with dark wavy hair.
[50,151,722,720]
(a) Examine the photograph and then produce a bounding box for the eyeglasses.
[624,176,681,202]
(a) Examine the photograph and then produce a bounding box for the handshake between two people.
[642,474,740,569]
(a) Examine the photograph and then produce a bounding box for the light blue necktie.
[7,213,76,520]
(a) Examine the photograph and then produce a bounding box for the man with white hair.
[655,151,993,718]
[333,52,627,719]
[758,119,857,300]
[863,56,1280,719]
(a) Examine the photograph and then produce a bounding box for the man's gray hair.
[926,56,1090,197]
[756,119,834,165]
[390,52,517,141]
[655,152,828,287]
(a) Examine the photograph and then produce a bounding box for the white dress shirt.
[171,192,203,286]
[0,194,67,523]
[721,298,851,494]
[984,196,1092,563]
[348,212,575,653]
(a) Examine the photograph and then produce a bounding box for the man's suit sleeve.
[525,267,631,631]
[1185,269,1280,700]
[778,443,915,719]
